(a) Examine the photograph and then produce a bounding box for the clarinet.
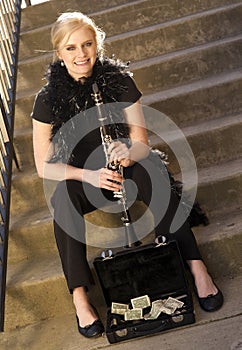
[92,82,141,249]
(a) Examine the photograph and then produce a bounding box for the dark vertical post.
[0,0,22,332]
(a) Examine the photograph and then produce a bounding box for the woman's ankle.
[187,260,218,298]
[73,287,98,327]
[73,286,89,306]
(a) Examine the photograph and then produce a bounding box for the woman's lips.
[74,58,90,65]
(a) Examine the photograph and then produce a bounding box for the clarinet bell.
[123,222,141,249]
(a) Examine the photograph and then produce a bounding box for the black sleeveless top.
[31,58,142,169]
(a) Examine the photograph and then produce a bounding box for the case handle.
[129,319,169,337]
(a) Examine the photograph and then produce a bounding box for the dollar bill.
[144,307,162,320]
[131,295,151,309]
[144,300,165,320]
[152,300,166,308]
[165,297,184,309]
[144,297,184,320]
[112,296,184,320]
[156,299,177,315]
[112,308,127,315]
[124,308,143,321]
[111,302,129,315]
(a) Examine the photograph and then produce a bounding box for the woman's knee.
[51,179,83,207]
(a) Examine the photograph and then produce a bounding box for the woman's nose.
[76,46,86,56]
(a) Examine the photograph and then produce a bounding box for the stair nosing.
[16,63,242,103]
[7,209,242,288]
[142,68,242,104]
[20,0,146,34]
[20,0,147,36]
[18,1,242,66]
[105,2,242,43]
[131,33,242,71]
[182,113,242,137]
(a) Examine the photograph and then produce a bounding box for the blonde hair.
[51,12,106,61]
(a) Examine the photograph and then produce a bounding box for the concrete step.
[10,150,242,221]
[196,158,242,216]
[4,209,242,330]
[13,128,35,170]
[1,311,242,350]
[20,0,242,32]
[14,66,242,134]
[5,253,72,331]
[106,2,242,62]
[148,113,242,170]
[19,0,183,61]
[8,200,152,264]
[133,34,242,94]
[9,152,242,261]
[19,0,242,61]
[9,208,56,264]
[143,69,242,127]
[10,168,47,218]
[20,0,133,31]
[13,108,242,175]
[20,2,154,61]
[16,3,242,96]
[1,284,242,350]
[14,93,34,131]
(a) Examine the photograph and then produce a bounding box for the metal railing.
[0,0,21,332]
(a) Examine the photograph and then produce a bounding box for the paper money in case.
[144,297,185,320]
[111,302,129,315]
[144,299,166,320]
[93,240,195,343]
[124,308,143,321]
[131,295,151,309]
[165,297,184,309]
[161,297,184,314]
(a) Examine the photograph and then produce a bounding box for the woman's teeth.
[75,59,90,65]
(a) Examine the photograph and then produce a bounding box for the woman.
[31,12,223,339]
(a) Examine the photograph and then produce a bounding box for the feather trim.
[42,57,131,162]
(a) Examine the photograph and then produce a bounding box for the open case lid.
[94,241,188,307]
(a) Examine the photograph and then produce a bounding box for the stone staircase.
[1,0,242,349]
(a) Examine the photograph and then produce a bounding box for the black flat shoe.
[76,315,104,338]
[197,287,223,312]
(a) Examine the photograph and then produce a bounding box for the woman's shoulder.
[31,85,52,123]
[34,84,50,103]
[97,57,142,103]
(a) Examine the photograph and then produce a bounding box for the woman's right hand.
[83,168,123,191]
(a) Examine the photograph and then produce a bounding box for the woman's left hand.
[108,141,132,167]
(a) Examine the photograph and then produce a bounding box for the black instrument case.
[94,240,195,343]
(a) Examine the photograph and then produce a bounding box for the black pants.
[51,158,201,293]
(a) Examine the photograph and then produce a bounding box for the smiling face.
[57,26,97,80]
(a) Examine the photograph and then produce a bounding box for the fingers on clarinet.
[108,142,118,154]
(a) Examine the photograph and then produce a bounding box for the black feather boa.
[42,57,131,162]
[43,57,131,138]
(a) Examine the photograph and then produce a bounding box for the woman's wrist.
[81,168,91,183]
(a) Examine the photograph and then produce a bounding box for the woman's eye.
[84,41,92,47]
[66,47,75,51]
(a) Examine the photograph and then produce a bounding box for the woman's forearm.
[38,161,84,182]
[39,161,123,192]
[128,140,150,163]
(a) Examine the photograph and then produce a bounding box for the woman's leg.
[126,159,201,258]
[126,160,221,302]
[51,179,112,327]
[73,287,99,327]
